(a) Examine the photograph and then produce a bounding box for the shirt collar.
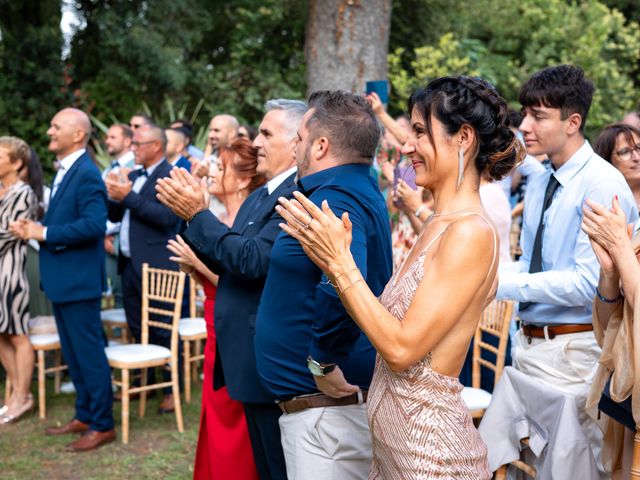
[552,140,594,187]
[58,148,86,171]
[297,163,370,194]
[116,150,134,166]
[266,166,297,195]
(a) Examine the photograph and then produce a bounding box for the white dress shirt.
[102,150,135,180]
[497,141,638,325]
[266,166,297,195]
[119,158,163,258]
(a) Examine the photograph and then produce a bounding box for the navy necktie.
[254,186,269,209]
[520,174,561,311]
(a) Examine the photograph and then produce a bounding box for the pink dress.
[367,216,492,479]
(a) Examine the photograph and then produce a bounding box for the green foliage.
[69,0,307,132]
[388,0,640,138]
[0,2,71,178]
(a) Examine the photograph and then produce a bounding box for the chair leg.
[139,368,147,418]
[38,350,46,419]
[54,350,62,394]
[121,369,130,444]
[172,363,184,433]
[183,340,191,404]
[122,327,129,344]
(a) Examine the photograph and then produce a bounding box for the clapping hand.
[276,191,353,277]
[105,174,133,202]
[394,180,425,215]
[167,235,201,274]
[582,196,633,273]
[156,167,209,221]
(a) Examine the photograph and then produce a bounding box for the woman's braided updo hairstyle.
[408,76,525,181]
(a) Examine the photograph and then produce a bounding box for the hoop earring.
[457,148,464,190]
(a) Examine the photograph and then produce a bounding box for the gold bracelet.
[340,278,364,293]
[334,267,359,282]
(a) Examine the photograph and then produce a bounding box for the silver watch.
[307,355,337,377]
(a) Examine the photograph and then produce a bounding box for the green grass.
[0,377,202,479]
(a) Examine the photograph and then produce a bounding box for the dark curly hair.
[518,65,594,133]
[408,76,524,181]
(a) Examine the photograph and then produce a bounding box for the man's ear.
[566,112,583,136]
[315,136,330,161]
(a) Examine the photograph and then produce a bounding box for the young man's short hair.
[519,65,594,133]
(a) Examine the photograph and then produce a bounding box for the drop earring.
[457,148,464,190]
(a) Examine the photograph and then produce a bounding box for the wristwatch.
[307,355,337,377]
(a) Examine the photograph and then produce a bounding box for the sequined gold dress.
[367,215,492,479]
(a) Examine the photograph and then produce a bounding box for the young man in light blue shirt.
[497,65,638,475]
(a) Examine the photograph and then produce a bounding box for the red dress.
[193,279,259,480]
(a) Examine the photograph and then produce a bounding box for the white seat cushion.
[179,317,206,337]
[105,344,171,364]
[107,339,123,347]
[101,308,127,324]
[30,333,60,347]
[461,387,492,411]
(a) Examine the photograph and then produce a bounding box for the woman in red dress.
[168,138,265,480]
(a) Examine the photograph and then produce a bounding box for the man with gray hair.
[105,124,182,413]
[156,99,307,479]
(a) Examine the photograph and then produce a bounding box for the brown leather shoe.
[157,394,175,414]
[45,419,90,436]
[66,429,116,452]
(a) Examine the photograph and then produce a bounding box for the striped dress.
[0,182,37,335]
[368,216,493,480]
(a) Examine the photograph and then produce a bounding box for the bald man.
[10,108,115,451]
[207,114,239,156]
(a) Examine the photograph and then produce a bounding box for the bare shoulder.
[437,214,496,264]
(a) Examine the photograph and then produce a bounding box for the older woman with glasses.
[594,123,640,209]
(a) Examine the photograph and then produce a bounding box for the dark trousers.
[121,258,182,393]
[243,402,287,480]
[53,298,114,431]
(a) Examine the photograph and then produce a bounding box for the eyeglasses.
[615,144,640,161]
[131,140,156,148]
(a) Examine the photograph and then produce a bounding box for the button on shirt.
[497,141,638,325]
[255,163,393,400]
[119,159,163,257]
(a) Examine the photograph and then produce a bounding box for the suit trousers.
[513,328,607,477]
[53,298,114,431]
[243,402,288,480]
[121,257,182,393]
[279,403,372,480]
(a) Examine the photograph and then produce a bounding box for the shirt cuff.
[42,226,47,242]
[309,343,345,365]
[496,270,522,301]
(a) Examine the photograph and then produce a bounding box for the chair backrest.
[141,263,186,353]
[472,299,514,389]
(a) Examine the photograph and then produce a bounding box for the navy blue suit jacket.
[183,173,297,404]
[40,151,107,303]
[108,160,180,276]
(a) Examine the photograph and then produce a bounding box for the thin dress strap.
[451,212,499,278]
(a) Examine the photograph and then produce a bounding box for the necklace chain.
[430,206,478,218]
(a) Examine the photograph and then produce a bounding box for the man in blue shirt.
[255,91,392,479]
[497,65,638,473]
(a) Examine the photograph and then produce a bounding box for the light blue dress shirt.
[497,141,639,326]
[119,158,163,258]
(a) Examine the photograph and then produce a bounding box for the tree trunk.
[305,0,392,95]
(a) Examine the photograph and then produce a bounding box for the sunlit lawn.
[0,376,201,480]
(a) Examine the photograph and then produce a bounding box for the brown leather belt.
[521,323,593,340]
[277,390,368,414]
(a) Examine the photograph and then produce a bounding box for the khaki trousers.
[513,328,608,477]
[279,403,371,480]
